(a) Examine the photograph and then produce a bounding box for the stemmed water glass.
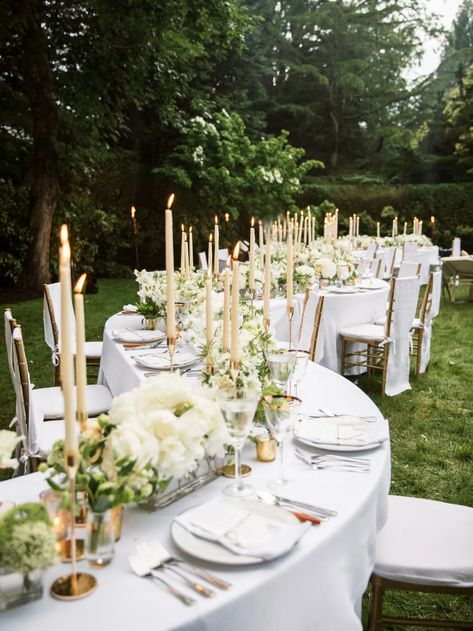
[265,349,297,394]
[262,395,301,489]
[289,350,309,398]
[217,391,259,498]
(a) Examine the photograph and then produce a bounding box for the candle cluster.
[413,217,423,236]
[348,213,359,238]
[324,209,339,242]
[180,224,193,277]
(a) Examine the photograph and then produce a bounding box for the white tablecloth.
[1,360,390,631]
[296,284,390,374]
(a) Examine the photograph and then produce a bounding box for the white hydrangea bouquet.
[0,429,22,470]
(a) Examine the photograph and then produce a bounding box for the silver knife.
[271,492,338,517]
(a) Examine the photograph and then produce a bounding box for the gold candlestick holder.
[263,316,270,335]
[77,411,88,433]
[230,359,240,398]
[287,306,294,350]
[167,337,176,373]
[50,454,97,601]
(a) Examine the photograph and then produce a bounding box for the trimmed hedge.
[301,180,473,251]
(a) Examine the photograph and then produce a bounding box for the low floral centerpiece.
[0,503,57,610]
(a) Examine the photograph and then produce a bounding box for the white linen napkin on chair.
[174,498,310,560]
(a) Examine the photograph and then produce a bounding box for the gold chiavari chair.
[308,295,325,362]
[367,495,473,630]
[411,271,434,376]
[43,282,102,385]
[340,278,397,396]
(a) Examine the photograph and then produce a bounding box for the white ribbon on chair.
[385,276,421,396]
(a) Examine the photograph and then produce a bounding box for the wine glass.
[263,395,301,489]
[265,349,297,393]
[217,391,259,498]
[290,350,309,398]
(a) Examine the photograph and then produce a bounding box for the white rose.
[321,260,337,279]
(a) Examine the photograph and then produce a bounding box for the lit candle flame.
[189,226,192,233]
[215,215,218,225]
[62,241,71,263]
[181,224,185,232]
[131,206,136,219]
[251,217,254,227]
[431,216,435,223]
[74,273,87,294]
[167,193,175,209]
[60,224,68,245]
[226,255,231,267]
[209,233,213,242]
[225,213,230,222]
[233,241,240,260]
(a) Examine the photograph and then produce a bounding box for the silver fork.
[138,541,231,590]
[294,449,370,471]
[129,553,195,606]
[137,543,215,597]
[294,447,370,465]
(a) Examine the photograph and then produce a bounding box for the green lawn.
[1,279,472,628]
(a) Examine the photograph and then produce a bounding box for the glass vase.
[0,568,44,611]
[85,510,115,568]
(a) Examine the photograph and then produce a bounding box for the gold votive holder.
[111,505,124,542]
[256,435,277,462]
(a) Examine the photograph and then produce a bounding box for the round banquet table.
[1,360,390,631]
[295,283,390,374]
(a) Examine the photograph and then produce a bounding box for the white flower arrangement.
[0,429,22,470]
[134,269,207,311]
[104,374,229,482]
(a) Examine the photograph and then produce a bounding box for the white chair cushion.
[374,315,387,326]
[32,385,112,419]
[84,341,103,359]
[37,420,67,457]
[339,323,386,342]
[410,318,422,329]
[374,495,473,588]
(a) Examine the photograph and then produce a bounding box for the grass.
[1,279,472,628]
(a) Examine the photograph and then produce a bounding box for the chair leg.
[415,330,423,376]
[381,345,389,397]
[341,338,347,376]
[368,576,384,631]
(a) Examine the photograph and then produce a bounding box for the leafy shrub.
[0,180,30,285]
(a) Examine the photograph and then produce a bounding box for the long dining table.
[1,355,390,631]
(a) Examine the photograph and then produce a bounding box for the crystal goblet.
[217,391,259,498]
[265,349,297,393]
[262,394,302,490]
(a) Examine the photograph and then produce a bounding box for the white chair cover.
[369,258,382,278]
[383,247,396,279]
[365,242,377,259]
[375,495,473,588]
[398,261,419,278]
[43,282,75,355]
[4,310,16,384]
[430,270,442,319]
[452,237,461,257]
[199,252,208,270]
[403,242,417,261]
[385,275,421,396]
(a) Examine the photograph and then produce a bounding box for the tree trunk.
[17,0,59,293]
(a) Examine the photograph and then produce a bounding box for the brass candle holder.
[167,337,176,373]
[50,454,97,601]
[263,316,270,335]
[287,306,295,350]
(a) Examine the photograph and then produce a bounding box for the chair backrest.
[4,308,17,384]
[398,261,421,278]
[198,252,208,270]
[385,247,396,278]
[418,272,434,326]
[308,296,325,362]
[369,258,382,279]
[403,242,417,261]
[366,242,378,259]
[43,281,76,353]
[452,237,461,257]
[430,270,442,318]
[11,325,30,445]
[385,275,421,340]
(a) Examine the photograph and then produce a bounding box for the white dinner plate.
[134,351,198,370]
[326,285,359,294]
[112,328,165,343]
[171,499,298,566]
[294,417,386,452]
[357,279,386,290]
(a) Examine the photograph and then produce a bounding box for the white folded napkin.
[296,416,388,447]
[174,498,310,560]
[112,329,162,342]
[122,304,138,313]
[135,350,196,369]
